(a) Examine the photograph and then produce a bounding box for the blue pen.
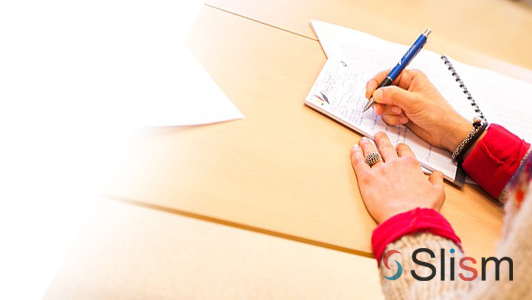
[363,29,431,112]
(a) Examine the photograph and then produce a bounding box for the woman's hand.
[350,132,445,224]
[366,69,472,152]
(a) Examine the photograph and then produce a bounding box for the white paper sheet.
[306,58,458,181]
[130,45,244,127]
[50,0,243,128]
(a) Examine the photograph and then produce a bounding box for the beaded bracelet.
[451,120,488,164]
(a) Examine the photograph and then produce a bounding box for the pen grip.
[377,77,393,89]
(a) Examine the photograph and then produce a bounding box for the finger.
[373,104,402,116]
[396,143,415,158]
[373,85,418,110]
[359,137,382,167]
[365,69,417,99]
[397,69,425,89]
[350,144,370,174]
[382,114,409,126]
[365,70,391,99]
[374,132,397,162]
[380,105,403,116]
[429,171,444,187]
[373,103,385,115]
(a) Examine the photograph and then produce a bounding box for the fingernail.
[400,117,409,124]
[353,144,360,151]
[392,107,401,114]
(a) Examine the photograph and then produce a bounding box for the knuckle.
[411,69,426,77]
[396,143,410,151]
[375,164,387,175]
[391,159,402,166]
[354,159,366,170]
[366,78,375,89]
[379,69,390,77]
[382,115,399,126]
[403,156,418,165]
[433,185,445,196]
[375,131,386,141]
[359,172,373,185]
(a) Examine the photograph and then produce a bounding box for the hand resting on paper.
[365,69,473,153]
[350,132,445,224]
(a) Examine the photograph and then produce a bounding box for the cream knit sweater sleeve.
[379,181,531,299]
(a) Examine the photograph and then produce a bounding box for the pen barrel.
[388,34,427,80]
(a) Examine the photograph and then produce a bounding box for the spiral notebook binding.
[441,55,487,122]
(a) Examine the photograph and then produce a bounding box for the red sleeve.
[462,124,530,198]
[372,208,461,265]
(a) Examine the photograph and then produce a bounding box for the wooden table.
[205,0,532,81]
[44,197,384,299]
[102,0,532,267]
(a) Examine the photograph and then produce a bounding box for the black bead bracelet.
[452,122,488,165]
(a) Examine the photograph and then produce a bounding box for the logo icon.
[383,250,403,280]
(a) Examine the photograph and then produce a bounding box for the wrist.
[378,203,442,224]
[443,118,473,153]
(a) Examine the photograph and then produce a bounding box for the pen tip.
[362,100,373,112]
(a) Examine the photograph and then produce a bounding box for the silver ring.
[365,152,382,166]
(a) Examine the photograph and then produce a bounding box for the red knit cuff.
[462,124,530,198]
[372,208,462,265]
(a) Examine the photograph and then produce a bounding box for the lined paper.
[305,58,458,181]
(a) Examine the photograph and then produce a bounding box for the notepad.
[305,21,532,185]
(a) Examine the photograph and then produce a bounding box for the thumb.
[373,86,417,111]
[428,171,444,186]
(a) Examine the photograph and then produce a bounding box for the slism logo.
[383,250,403,280]
[383,248,513,281]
